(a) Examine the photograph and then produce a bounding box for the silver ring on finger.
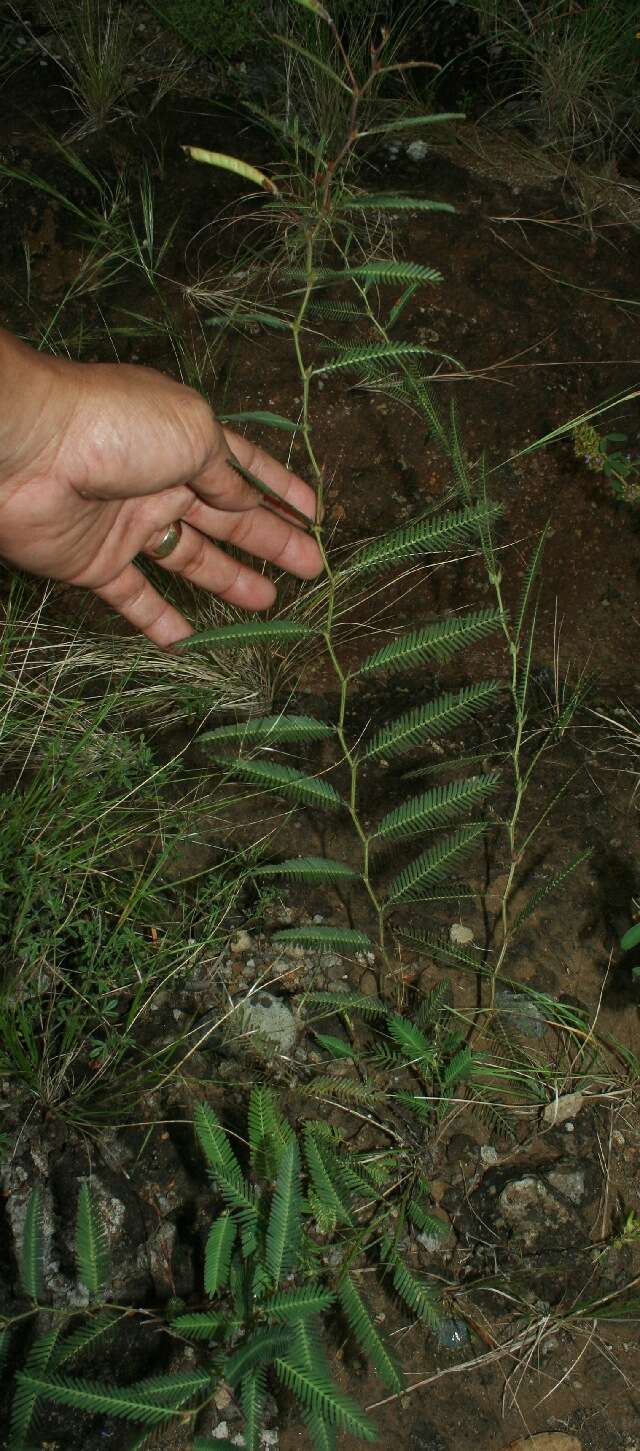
[149,521,183,559]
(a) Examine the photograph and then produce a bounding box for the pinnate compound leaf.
[375,773,500,841]
[381,1238,440,1326]
[304,990,387,1017]
[241,1365,266,1451]
[364,680,501,760]
[20,1187,44,1301]
[349,502,501,575]
[266,1136,302,1285]
[315,342,429,374]
[341,192,455,214]
[274,1357,377,1440]
[359,609,503,677]
[14,1370,208,1426]
[75,1183,109,1297]
[298,261,441,286]
[214,759,343,810]
[248,1085,293,1181]
[177,621,314,651]
[387,825,487,904]
[262,1287,336,1320]
[253,857,357,882]
[226,1329,290,1388]
[10,1328,63,1448]
[272,927,371,951]
[172,1312,229,1340]
[201,715,331,747]
[204,1214,236,1296]
[338,1275,404,1392]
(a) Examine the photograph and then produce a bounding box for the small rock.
[359,969,379,997]
[213,1423,229,1440]
[498,1175,576,1250]
[480,1145,499,1167]
[214,1386,233,1412]
[435,1316,470,1352]
[430,1179,449,1204]
[450,922,474,945]
[497,988,546,1040]
[543,1091,585,1126]
[547,1165,586,1205]
[406,139,429,162]
[236,991,297,1057]
[230,930,253,955]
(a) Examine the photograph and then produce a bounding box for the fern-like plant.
[182,0,590,1002]
[7,1092,447,1448]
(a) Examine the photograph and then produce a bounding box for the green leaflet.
[217,410,298,431]
[295,261,441,286]
[207,312,291,332]
[305,1411,338,1451]
[364,680,501,760]
[386,825,487,904]
[358,111,464,137]
[200,715,332,747]
[314,342,429,375]
[252,857,357,882]
[75,1183,110,1298]
[304,990,388,1018]
[381,1239,440,1327]
[340,193,455,214]
[214,759,343,810]
[374,773,500,842]
[266,1137,302,1285]
[511,848,591,934]
[338,1275,404,1392]
[248,1084,292,1181]
[10,1328,64,1448]
[262,1287,336,1320]
[274,1357,377,1441]
[304,1129,354,1228]
[621,922,640,953]
[194,1104,258,1249]
[358,609,503,677]
[272,926,371,950]
[349,502,501,575]
[387,1015,436,1070]
[176,621,315,651]
[241,1365,267,1451]
[13,1370,208,1426]
[53,1311,121,1370]
[204,1215,237,1296]
[314,1033,355,1059]
[306,300,366,320]
[172,1312,229,1340]
[20,1186,44,1301]
[225,1329,290,1388]
[194,1103,244,1191]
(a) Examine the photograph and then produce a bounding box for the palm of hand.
[0,358,321,645]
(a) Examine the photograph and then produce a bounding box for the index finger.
[194,425,319,523]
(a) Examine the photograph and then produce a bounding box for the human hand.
[0,333,322,646]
